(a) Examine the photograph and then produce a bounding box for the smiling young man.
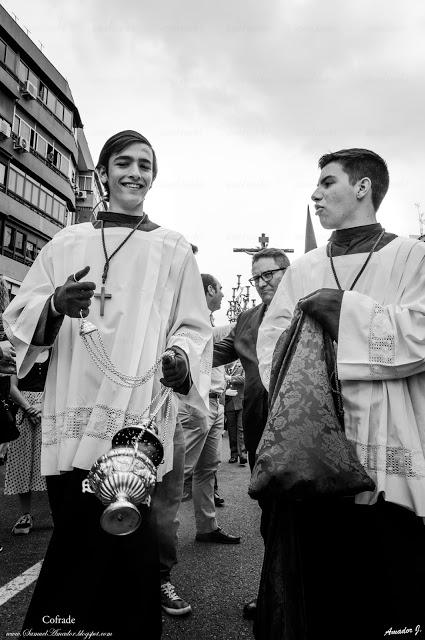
[3,130,212,640]
[256,149,425,638]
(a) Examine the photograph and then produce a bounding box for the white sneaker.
[12,513,33,535]
[160,581,192,616]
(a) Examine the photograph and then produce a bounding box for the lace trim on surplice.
[42,405,157,445]
[173,329,213,376]
[354,441,425,478]
[368,304,395,373]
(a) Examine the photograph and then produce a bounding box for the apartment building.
[0,5,105,295]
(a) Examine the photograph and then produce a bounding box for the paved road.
[0,435,263,639]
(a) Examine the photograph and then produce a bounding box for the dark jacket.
[224,361,245,412]
[213,304,268,453]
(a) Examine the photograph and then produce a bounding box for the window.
[47,90,56,112]
[45,193,53,215]
[28,70,38,91]
[46,144,54,164]
[60,155,70,177]
[5,46,16,73]
[55,100,64,120]
[0,39,6,64]
[0,163,6,186]
[58,202,66,225]
[3,226,13,251]
[63,107,72,129]
[24,179,33,202]
[52,198,59,220]
[26,240,36,261]
[36,135,47,158]
[15,231,25,254]
[39,188,47,211]
[53,149,61,170]
[7,163,67,225]
[18,119,31,143]
[18,60,28,83]
[12,115,19,136]
[8,166,25,195]
[31,183,40,207]
[15,65,73,129]
[23,177,38,207]
[79,175,93,192]
[39,82,47,103]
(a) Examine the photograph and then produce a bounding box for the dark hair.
[201,273,217,295]
[96,130,158,198]
[318,148,389,212]
[252,248,290,270]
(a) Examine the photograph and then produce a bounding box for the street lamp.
[226,274,256,323]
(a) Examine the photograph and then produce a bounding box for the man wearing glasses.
[213,247,290,620]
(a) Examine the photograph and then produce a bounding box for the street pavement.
[0,434,264,639]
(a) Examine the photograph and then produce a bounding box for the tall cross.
[233,232,294,255]
[94,285,112,317]
[258,233,269,248]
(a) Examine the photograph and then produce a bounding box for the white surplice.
[257,236,425,516]
[3,223,212,479]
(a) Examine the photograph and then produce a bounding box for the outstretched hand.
[298,288,344,342]
[53,266,96,318]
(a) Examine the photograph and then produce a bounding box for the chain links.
[80,321,174,388]
[79,321,177,454]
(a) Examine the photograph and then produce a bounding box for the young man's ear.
[97,165,108,185]
[356,177,371,200]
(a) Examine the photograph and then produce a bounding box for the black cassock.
[21,468,161,639]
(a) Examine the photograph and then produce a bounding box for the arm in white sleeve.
[166,247,213,413]
[338,288,425,381]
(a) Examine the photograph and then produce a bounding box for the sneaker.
[160,581,192,616]
[12,513,33,535]
[214,490,225,506]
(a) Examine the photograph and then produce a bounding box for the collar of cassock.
[93,211,157,229]
[328,223,396,256]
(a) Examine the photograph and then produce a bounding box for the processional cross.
[233,232,294,256]
[94,286,112,317]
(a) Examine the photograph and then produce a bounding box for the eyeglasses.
[248,268,286,286]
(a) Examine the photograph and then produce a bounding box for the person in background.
[5,350,50,535]
[180,274,240,544]
[224,360,247,464]
[0,275,16,553]
[213,247,290,620]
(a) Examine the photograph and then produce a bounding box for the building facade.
[0,6,105,295]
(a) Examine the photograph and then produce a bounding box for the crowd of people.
[1,133,425,640]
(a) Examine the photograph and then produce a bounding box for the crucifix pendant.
[94,285,112,316]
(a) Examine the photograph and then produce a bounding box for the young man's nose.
[311,188,321,201]
[129,163,142,179]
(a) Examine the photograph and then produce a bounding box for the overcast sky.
[4,0,425,322]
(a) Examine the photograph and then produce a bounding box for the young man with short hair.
[4,130,212,639]
[257,148,425,638]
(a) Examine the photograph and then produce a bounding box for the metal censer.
[88,420,164,536]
